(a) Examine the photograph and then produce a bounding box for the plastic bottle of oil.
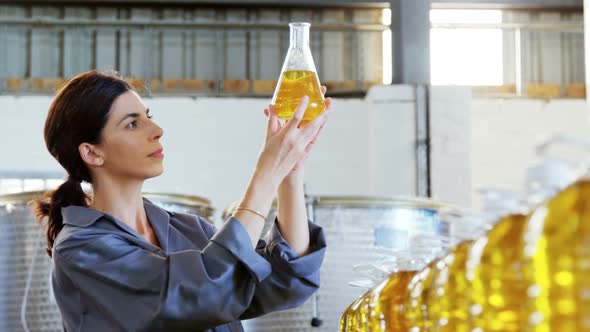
[271,22,326,123]
[405,258,439,331]
[369,270,419,332]
[461,135,590,332]
[357,213,482,332]
[340,289,372,332]
[466,213,529,331]
[341,253,427,332]
[422,211,492,332]
[365,211,488,332]
[341,263,391,331]
[521,161,589,332]
[450,189,531,332]
[432,239,477,332]
[403,235,457,332]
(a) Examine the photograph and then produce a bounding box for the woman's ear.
[79,143,104,167]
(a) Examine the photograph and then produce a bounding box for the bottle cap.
[480,188,526,215]
[525,158,576,193]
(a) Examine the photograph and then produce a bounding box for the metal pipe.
[415,85,431,197]
[0,18,390,32]
[515,28,523,96]
[304,185,322,328]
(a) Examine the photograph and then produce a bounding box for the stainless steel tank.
[0,191,214,332]
[223,196,451,332]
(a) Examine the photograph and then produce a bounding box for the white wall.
[2,85,452,222]
[430,86,472,206]
[3,89,586,220]
[470,98,589,208]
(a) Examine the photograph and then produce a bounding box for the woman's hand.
[235,92,331,248]
[254,92,332,192]
[263,86,333,185]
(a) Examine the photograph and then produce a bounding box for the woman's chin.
[143,165,164,179]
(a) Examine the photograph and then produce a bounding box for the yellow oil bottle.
[368,270,417,332]
[467,213,529,332]
[431,240,475,332]
[426,252,455,331]
[340,290,372,332]
[522,179,590,332]
[405,260,441,331]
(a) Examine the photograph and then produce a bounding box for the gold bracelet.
[233,206,267,221]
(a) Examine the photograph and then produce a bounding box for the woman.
[31,70,333,331]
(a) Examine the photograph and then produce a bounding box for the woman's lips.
[149,148,164,159]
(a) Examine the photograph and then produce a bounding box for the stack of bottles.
[341,134,590,332]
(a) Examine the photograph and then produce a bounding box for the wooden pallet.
[29,78,68,93]
[0,77,394,96]
[252,80,277,94]
[6,77,24,92]
[472,85,517,95]
[223,79,250,93]
[159,79,216,93]
[526,83,562,99]
[566,83,586,98]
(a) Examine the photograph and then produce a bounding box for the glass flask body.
[271,22,325,123]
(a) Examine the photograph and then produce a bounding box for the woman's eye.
[126,121,137,129]
[147,113,153,119]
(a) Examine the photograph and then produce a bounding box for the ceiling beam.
[1,0,581,10]
[431,0,582,9]
[0,0,388,8]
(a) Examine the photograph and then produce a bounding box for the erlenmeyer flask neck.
[289,22,310,49]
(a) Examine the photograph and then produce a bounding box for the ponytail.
[30,176,89,257]
[30,70,132,257]
[30,70,130,257]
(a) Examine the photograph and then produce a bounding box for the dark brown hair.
[30,70,132,257]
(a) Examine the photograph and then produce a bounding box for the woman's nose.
[151,123,164,141]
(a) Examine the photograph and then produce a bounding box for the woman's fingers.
[268,104,281,124]
[304,123,325,154]
[260,98,333,182]
[301,107,332,144]
[265,106,281,141]
[325,97,332,110]
[284,95,309,131]
[321,85,327,96]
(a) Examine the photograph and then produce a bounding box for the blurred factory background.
[1,0,587,211]
[0,0,588,331]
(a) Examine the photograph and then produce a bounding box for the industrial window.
[430,9,503,86]
[0,4,389,96]
[430,8,584,98]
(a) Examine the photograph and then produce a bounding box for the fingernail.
[303,95,309,102]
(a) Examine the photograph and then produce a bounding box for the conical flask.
[271,22,326,123]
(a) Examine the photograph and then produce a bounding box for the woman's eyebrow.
[118,113,140,125]
[118,108,150,125]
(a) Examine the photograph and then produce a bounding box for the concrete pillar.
[390,0,431,84]
[585,0,590,106]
